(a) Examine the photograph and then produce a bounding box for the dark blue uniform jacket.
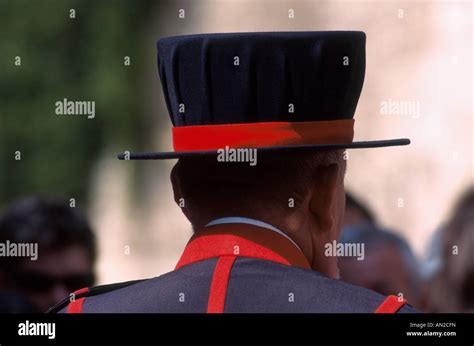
[52,223,418,313]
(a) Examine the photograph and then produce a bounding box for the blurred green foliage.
[0,0,154,206]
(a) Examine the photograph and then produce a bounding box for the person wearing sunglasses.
[0,196,96,312]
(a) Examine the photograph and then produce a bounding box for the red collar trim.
[175,223,311,270]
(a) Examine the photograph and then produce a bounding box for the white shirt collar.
[205,216,301,251]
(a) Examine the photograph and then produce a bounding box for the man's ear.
[170,163,181,205]
[170,163,197,223]
[308,163,342,232]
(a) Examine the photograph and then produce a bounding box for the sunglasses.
[11,271,95,293]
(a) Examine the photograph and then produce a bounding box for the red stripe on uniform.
[67,287,89,313]
[67,297,86,313]
[207,256,236,313]
[73,287,89,295]
[374,295,406,313]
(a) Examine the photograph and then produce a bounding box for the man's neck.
[205,216,301,250]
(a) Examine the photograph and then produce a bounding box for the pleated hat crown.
[157,31,366,126]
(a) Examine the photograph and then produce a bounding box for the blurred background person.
[417,225,444,312]
[0,196,96,312]
[344,191,376,228]
[0,291,36,313]
[427,187,474,312]
[338,224,422,309]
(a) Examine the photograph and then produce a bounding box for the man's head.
[429,187,474,312]
[338,225,421,307]
[171,149,346,278]
[0,196,96,312]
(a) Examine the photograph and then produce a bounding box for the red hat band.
[172,119,355,152]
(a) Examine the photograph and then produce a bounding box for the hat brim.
[117,138,410,160]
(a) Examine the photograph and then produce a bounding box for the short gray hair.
[171,149,345,225]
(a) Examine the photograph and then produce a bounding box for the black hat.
[118,31,409,160]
